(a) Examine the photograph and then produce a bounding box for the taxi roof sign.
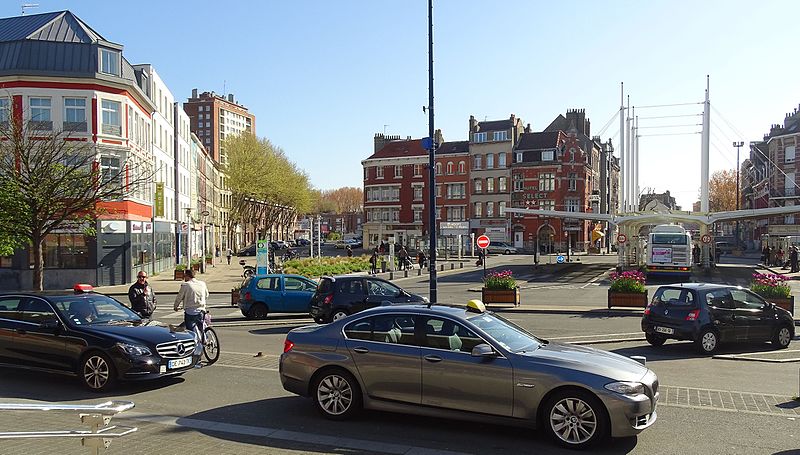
[466,299,486,314]
[73,284,94,294]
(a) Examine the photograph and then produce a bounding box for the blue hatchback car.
[239,274,318,319]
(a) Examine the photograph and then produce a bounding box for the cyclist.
[173,268,208,334]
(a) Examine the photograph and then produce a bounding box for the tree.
[324,187,363,213]
[708,169,737,212]
[0,115,148,290]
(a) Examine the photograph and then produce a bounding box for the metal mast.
[701,76,710,212]
[619,83,626,212]
[426,0,438,303]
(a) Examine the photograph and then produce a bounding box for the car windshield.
[467,312,543,353]
[50,294,141,325]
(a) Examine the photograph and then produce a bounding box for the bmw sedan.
[0,286,199,391]
[281,301,658,449]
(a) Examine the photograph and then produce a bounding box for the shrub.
[609,270,646,294]
[750,273,791,299]
[483,270,517,290]
[282,256,370,279]
[174,264,187,271]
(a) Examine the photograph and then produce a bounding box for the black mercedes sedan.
[641,283,795,354]
[0,286,199,391]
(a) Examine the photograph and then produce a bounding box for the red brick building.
[435,141,471,251]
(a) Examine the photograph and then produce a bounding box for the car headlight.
[117,342,152,357]
[604,381,646,396]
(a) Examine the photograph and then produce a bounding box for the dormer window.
[474,132,487,143]
[100,48,120,76]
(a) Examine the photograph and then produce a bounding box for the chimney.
[469,115,478,133]
[192,88,198,98]
[228,94,235,103]
[510,114,516,124]
[374,133,387,153]
[434,128,444,147]
[525,123,532,133]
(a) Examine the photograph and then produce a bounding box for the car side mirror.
[471,343,497,358]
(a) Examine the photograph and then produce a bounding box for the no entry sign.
[476,235,490,249]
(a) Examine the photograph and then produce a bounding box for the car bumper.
[279,352,311,397]
[113,352,201,381]
[309,306,330,320]
[641,320,696,341]
[601,390,659,437]
[238,300,254,317]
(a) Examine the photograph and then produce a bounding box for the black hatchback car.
[309,276,427,323]
[641,283,795,354]
[0,286,199,391]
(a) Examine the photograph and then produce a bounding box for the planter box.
[191,263,200,271]
[608,289,649,309]
[173,270,185,281]
[482,288,520,307]
[763,296,794,314]
[231,290,241,307]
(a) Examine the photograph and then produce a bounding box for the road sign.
[557,255,565,263]
[617,233,628,244]
[701,234,712,244]
[476,235,490,249]
[256,240,269,275]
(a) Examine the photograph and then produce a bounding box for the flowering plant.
[608,270,646,294]
[484,270,517,290]
[750,273,791,299]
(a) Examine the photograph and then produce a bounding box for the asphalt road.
[2,253,800,454]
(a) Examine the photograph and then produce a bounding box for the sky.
[4,0,800,210]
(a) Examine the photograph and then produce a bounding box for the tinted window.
[423,317,483,352]
[344,314,417,345]
[705,289,734,309]
[19,298,57,324]
[0,297,23,322]
[653,288,695,306]
[730,289,765,310]
[256,277,279,290]
[366,279,400,297]
[344,318,372,341]
[316,278,334,294]
[338,279,365,296]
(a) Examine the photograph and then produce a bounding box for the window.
[566,198,579,212]
[436,184,442,198]
[499,201,506,216]
[499,177,507,192]
[486,202,495,217]
[474,132,487,143]
[413,186,423,201]
[435,163,442,175]
[568,173,577,191]
[786,146,796,163]
[474,202,482,217]
[498,153,506,168]
[395,165,402,178]
[446,183,465,199]
[486,177,495,193]
[458,161,465,174]
[515,152,523,163]
[446,206,465,221]
[100,155,121,186]
[99,48,120,76]
[43,233,91,268]
[414,208,422,222]
[413,164,422,176]
[364,167,368,180]
[59,97,87,132]
[486,154,494,169]
[285,277,316,292]
[513,174,524,191]
[101,100,121,135]
[29,97,52,129]
[0,97,8,126]
[785,173,795,197]
[256,277,279,290]
[539,173,555,191]
[474,178,482,194]
[493,131,508,141]
[345,314,416,345]
[422,317,484,352]
[367,279,402,297]
[542,150,554,161]
[447,162,454,174]
[376,166,384,178]
[473,155,482,170]
[540,200,555,210]
[730,290,766,310]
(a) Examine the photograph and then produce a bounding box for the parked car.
[641,283,795,354]
[281,301,659,449]
[486,241,517,254]
[309,276,426,323]
[295,239,311,247]
[239,274,319,319]
[346,238,362,248]
[0,286,199,391]
[237,244,257,256]
[714,241,734,255]
[334,240,349,249]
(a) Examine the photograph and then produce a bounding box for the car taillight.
[284,339,294,353]
[245,292,251,301]
[643,304,652,315]
[685,309,700,321]
[322,294,333,305]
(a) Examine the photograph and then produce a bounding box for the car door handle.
[423,355,442,363]
[352,347,369,354]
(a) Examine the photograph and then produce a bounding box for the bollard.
[440,264,445,272]
[450,263,454,270]
[460,262,463,269]
[418,268,422,276]
[630,356,647,366]
[389,272,393,280]
[404,270,408,278]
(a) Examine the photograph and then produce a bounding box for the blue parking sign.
[556,255,565,263]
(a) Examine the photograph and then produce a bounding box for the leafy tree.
[709,169,737,212]
[0,179,29,256]
[322,187,363,213]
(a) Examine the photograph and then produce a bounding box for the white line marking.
[581,268,614,289]
[550,332,643,340]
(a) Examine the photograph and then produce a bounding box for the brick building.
[435,140,470,251]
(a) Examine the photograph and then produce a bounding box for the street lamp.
[201,209,210,273]
[733,141,744,245]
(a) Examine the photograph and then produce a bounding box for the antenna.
[21,3,38,15]
[223,80,226,97]
[383,124,389,135]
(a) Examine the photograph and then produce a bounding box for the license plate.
[654,326,674,335]
[168,356,192,369]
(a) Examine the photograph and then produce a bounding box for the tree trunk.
[32,236,44,291]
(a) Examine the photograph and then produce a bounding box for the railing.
[0,400,137,454]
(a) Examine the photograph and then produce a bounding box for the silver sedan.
[279,303,658,450]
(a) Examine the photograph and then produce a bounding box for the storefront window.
[42,233,91,268]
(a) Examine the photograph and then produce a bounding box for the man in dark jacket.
[128,271,156,318]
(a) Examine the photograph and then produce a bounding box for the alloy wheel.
[332,311,348,322]
[701,332,717,352]
[317,374,353,416]
[549,397,597,445]
[83,355,110,390]
[778,327,792,347]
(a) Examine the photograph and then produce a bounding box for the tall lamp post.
[201,210,210,273]
[733,141,744,245]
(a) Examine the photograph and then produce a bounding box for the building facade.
[435,140,470,252]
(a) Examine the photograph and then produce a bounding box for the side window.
[0,297,23,322]
[284,277,304,291]
[367,279,400,297]
[19,298,57,324]
[256,277,278,290]
[339,280,365,296]
[731,290,766,310]
[422,317,484,353]
[303,280,317,291]
[344,318,372,341]
[372,314,416,345]
[706,290,734,309]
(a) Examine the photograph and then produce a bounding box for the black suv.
[0,287,199,391]
[309,276,427,323]
[641,283,795,354]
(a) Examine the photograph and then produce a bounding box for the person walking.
[346,245,353,257]
[791,246,799,273]
[226,248,233,265]
[128,271,156,319]
[778,248,785,268]
[398,246,408,271]
[173,268,209,334]
[417,250,427,270]
[369,251,378,275]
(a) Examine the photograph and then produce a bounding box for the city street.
[2,254,799,454]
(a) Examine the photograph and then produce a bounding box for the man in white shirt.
[173,268,209,333]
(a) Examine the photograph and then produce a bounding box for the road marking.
[550,332,643,340]
[580,268,614,289]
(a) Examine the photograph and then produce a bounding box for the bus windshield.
[651,234,687,245]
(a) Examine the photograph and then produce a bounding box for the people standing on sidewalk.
[762,245,770,264]
[346,245,353,257]
[173,269,208,333]
[128,271,156,319]
[226,248,233,265]
[369,251,378,274]
[791,247,799,273]
[778,248,785,268]
[417,250,427,270]
[398,246,409,270]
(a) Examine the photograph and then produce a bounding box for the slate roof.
[515,132,560,151]
[477,119,512,132]
[366,139,427,160]
[0,10,106,44]
[436,140,469,155]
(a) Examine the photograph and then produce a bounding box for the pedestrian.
[692,244,700,264]
[215,246,220,260]
[762,245,769,264]
[173,268,208,335]
[369,251,378,274]
[476,249,485,267]
[346,245,353,257]
[398,246,408,270]
[769,247,777,267]
[791,246,799,273]
[128,271,156,319]
[417,250,427,270]
[379,241,386,254]
[778,248,785,268]
[226,248,232,265]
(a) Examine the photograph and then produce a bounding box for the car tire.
[312,369,362,420]
[542,388,609,449]
[645,332,667,347]
[330,309,349,323]
[313,316,326,324]
[79,351,116,392]
[772,324,793,349]
[249,303,269,320]
[696,328,720,354]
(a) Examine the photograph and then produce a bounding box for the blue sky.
[5,1,800,209]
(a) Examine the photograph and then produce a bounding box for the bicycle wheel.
[203,327,220,365]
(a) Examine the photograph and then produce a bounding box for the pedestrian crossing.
[150,306,245,320]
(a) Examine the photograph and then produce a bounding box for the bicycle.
[197,311,220,365]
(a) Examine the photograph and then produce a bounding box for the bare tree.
[0,112,151,290]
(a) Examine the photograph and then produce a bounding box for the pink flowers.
[609,270,646,284]
[484,270,517,290]
[609,270,646,293]
[751,273,791,299]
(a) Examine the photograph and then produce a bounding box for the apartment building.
[435,140,470,251]
[183,89,256,166]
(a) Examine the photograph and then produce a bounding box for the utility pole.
[733,141,744,245]
[426,0,438,304]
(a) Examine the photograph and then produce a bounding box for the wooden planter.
[206,257,213,265]
[191,263,200,271]
[231,289,241,307]
[608,289,649,309]
[173,269,185,281]
[482,288,520,307]
[763,296,795,314]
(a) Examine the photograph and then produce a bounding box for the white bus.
[645,224,692,278]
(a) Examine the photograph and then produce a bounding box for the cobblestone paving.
[659,385,800,416]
